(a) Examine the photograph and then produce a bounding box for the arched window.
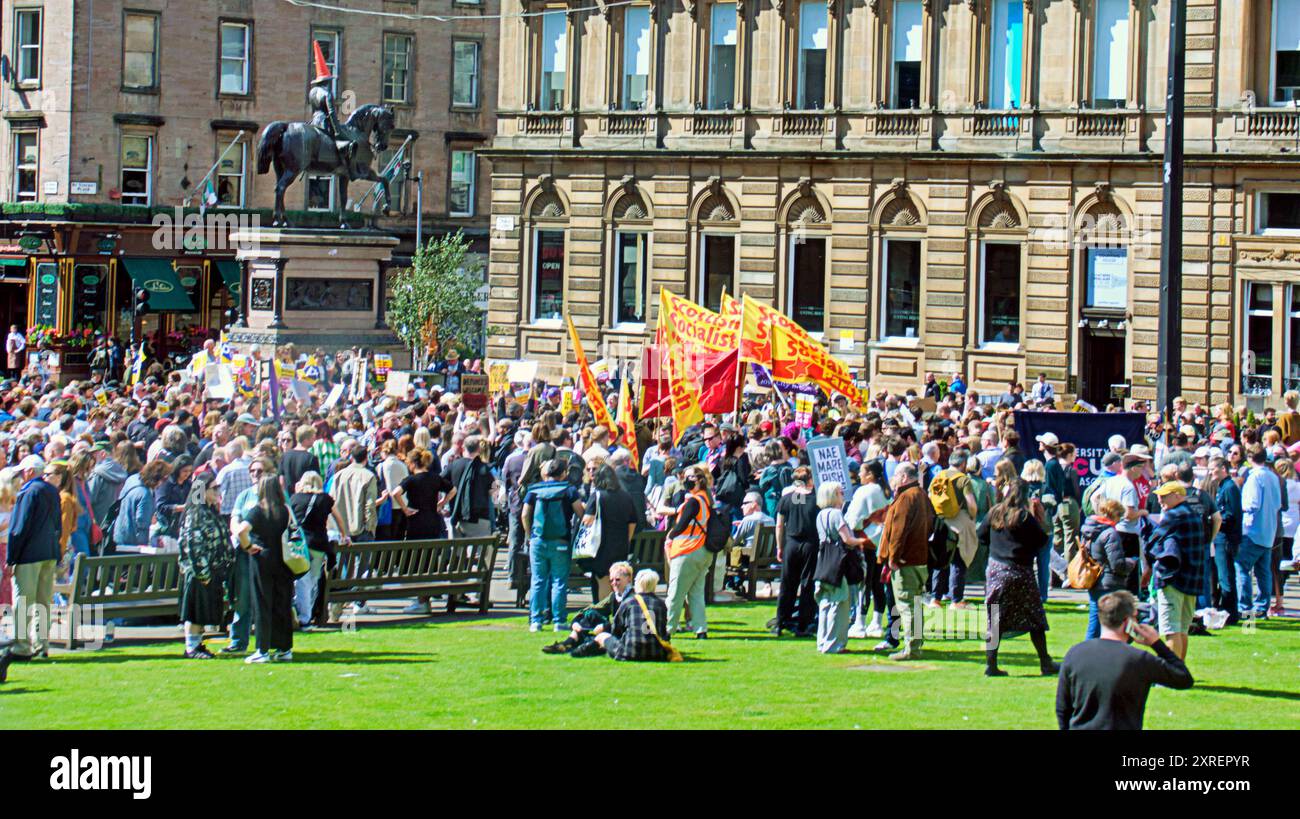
[873,186,926,341]
[691,180,740,311]
[526,182,570,323]
[970,186,1027,348]
[607,181,653,327]
[782,180,831,334]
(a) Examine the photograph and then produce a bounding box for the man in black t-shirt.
[1057,590,1194,730]
[773,466,818,637]
[280,425,321,494]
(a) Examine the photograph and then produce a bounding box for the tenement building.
[0,0,496,361]
[485,0,1300,407]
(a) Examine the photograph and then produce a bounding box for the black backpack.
[555,449,585,488]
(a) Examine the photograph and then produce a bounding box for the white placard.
[495,216,516,232]
[205,364,235,400]
[806,437,849,489]
[384,370,411,398]
[322,383,346,410]
[70,181,98,195]
[43,181,58,195]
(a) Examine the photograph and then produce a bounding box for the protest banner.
[1012,410,1146,488]
[561,386,574,414]
[658,287,739,352]
[205,364,235,401]
[461,373,489,410]
[794,393,815,428]
[322,383,346,410]
[566,317,616,432]
[488,362,509,394]
[384,370,411,398]
[373,353,393,383]
[807,437,850,489]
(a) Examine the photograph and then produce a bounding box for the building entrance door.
[1080,331,1126,408]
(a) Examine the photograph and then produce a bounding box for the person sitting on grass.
[586,569,681,662]
[543,561,634,656]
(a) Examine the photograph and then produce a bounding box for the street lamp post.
[1157,0,1186,414]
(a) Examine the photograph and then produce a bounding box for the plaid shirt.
[216,456,253,515]
[1149,499,1210,598]
[311,439,341,477]
[606,592,671,662]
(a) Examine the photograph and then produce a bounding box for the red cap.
[759,420,774,432]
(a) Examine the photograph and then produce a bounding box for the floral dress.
[178,503,234,624]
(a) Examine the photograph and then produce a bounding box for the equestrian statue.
[257,41,396,229]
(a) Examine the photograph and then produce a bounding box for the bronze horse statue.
[256,104,397,229]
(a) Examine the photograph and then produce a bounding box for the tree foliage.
[387,231,485,362]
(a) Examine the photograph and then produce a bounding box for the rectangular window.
[219,22,251,95]
[123,12,159,90]
[313,30,340,95]
[1092,0,1128,107]
[215,138,246,208]
[701,234,736,312]
[989,0,1023,109]
[449,150,476,217]
[622,6,651,110]
[120,134,153,206]
[306,174,336,211]
[1245,282,1274,393]
[14,8,41,86]
[798,1,828,109]
[13,131,37,202]
[383,33,413,103]
[708,3,738,110]
[534,230,566,322]
[893,0,922,108]
[540,11,567,109]
[615,232,648,324]
[980,242,1021,345]
[1085,247,1128,309]
[791,236,826,333]
[1274,0,1300,103]
[453,40,481,107]
[1258,191,1300,233]
[882,239,921,339]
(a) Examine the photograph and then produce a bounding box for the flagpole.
[187,131,247,208]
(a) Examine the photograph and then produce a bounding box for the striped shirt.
[311,439,341,477]
[216,456,253,515]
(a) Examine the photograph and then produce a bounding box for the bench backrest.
[751,525,776,563]
[628,530,667,572]
[67,553,183,605]
[326,537,496,587]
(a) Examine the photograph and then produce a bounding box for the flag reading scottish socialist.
[566,316,617,433]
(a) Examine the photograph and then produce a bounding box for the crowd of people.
[0,347,1292,727]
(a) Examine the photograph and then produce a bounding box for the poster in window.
[72,265,108,328]
[1087,248,1127,309]
[34,263,58,327]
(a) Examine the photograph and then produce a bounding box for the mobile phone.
[1124,618,1141,641]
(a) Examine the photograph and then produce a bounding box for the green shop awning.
[122,258,196,312]
[0,257,27,267]
[215,259,241,296]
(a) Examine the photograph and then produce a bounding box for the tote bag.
[573,490,602,560]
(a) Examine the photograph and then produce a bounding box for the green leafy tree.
[387,231,486,364]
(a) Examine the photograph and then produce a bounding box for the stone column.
[235,259,250,328]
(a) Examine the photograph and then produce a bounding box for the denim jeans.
[529,538,571,627]
[1086,587,1104,640]
[1235,539,1273,617]
[293,550,327,626]
[931,552,969,603]
[1035,544,1052,603]
[1212,538,1238,615]
[227,549,257,649]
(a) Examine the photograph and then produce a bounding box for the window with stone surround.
[1273,0,1300,103]
[891,0,923,108]
[708,3,739,110]
[536,10,569,110]
[797,1,829,109]
[123,11,160,91]
[14,7,42,88]
[214,134,246,208]
[1091,0,1129,108]
[622,5,652,110]
[312,29,341,96]
[882,239,921,340]
[219,21,251,96]
[12,130,38,202]
[383,32,414,104]
[120,133,153,206]
[987,0,1023,109]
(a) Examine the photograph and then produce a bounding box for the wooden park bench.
[321,536,497,623]
[723,524,780,600]
[53,553,183,649]
[568,529,668,600]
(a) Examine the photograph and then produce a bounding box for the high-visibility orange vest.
[667,489,711,560]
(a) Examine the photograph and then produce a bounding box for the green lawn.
[3,601,1297,729]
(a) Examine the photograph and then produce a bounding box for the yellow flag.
[566,316,616,433]
[616,377,639,469]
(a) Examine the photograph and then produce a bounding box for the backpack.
[715,468,744,508]
[928,470,961,519]
[759,464,793,518]
[704,501,731,553]
[450,459,482,524]
[531,484,572,542]
[97,496,124,556]
[1081,476,1106,518]
[554,449,585,488]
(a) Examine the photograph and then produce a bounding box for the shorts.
[1156,586,1195,635]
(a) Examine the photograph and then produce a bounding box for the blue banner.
[1012,410,1146,488]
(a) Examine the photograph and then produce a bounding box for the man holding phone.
[1055,591,1194,730]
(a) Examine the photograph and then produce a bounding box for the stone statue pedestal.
[227,227,411,367]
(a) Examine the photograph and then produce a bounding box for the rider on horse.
[308,40,359,172]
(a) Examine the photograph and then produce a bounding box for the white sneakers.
[847,623,868,639]
[348,604,375,616]
[402,602,431,615]
[245,651,272,664]
[528,623,541,633]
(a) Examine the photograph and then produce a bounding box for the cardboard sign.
[908,396,937,416]
[807,437,850,490]
[373,353,393,383]
[351,358,368,401]
[561,386,574,415]
[290,379,312,403]
[384,370,410,398]
[505,360,538,384]
[205,364,235,400]
[322,383,346,411]
[488,362,509,394]
[460,372,489,410]
[794,393,815,428]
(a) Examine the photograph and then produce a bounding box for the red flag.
[639,344,671,419]
[695,348,740,414]
[567,316,616,433]
[617,378,640,468]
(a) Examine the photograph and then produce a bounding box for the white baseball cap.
[1035,432,1060,446]
[18,454,45,472]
